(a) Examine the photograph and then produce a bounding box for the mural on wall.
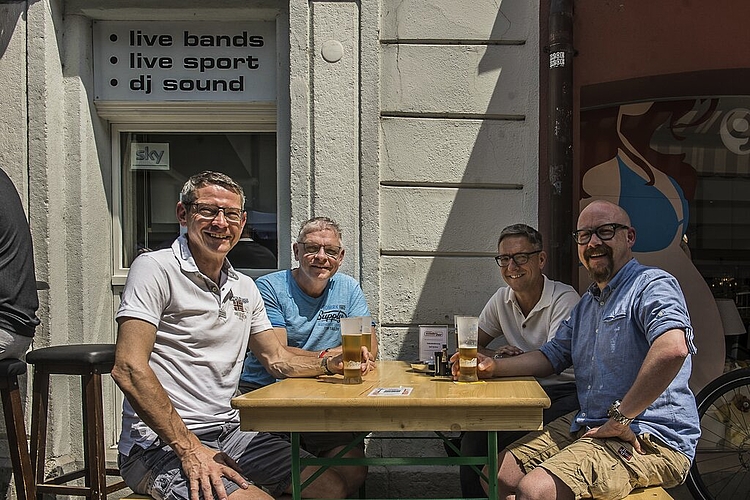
[579,99,726,392]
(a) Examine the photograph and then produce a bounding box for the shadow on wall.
[383,3,536,360]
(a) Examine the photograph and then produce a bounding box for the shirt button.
[211,286,219,293]
[522,324,526,328]
[581,412,586,417]
[599,301,605,306]
[587,385,591,389]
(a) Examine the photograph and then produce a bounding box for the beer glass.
[340,317,363,384]
[360,316,373,353]
[455,316,479,382]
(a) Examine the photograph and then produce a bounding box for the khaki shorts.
[507,412,691,500]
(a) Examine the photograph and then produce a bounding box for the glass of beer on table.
[340,317,363,384]
[455,316,479,382]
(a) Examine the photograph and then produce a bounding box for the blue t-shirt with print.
[240,270,371,387]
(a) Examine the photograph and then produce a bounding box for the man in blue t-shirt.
[238,216,374,484]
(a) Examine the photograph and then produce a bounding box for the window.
[580,97,750,353]
[112,125,279,280]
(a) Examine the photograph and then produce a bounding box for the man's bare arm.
[111,317,250,500]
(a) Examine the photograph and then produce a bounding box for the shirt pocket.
[601,312,630,363]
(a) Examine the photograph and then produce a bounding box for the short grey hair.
[179,171,245,208]
[297,216,343,243]
[498,224,543,250]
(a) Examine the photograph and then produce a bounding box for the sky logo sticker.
[131,142,170,170]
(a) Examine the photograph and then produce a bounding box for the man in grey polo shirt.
[112,171,370,500]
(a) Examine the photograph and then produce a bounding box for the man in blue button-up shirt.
[454,200,700,500]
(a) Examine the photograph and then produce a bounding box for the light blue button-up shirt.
[540,258,700,460]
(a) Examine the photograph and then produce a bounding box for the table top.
[231,360,550,432]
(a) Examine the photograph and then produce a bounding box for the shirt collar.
[587,257,638,300]
[173,234,239,281]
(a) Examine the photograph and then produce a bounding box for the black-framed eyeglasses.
[572,223,629,245]
[299,242,342,258]
[494,250,542,267]
[185,203,244,223]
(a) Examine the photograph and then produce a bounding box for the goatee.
[584,245,614,283]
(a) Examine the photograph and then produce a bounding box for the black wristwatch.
[607,399,634,426]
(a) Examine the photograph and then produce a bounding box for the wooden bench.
[626,486,673,499]
[123,486,672,500]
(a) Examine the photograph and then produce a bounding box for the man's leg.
[224,427,352,499]
[300,432,367,497]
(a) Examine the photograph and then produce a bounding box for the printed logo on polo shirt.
[617,445,633,461]
[317,306,346,322]
[232,296,249,321]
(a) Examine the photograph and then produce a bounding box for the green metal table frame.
[290,430,499,500]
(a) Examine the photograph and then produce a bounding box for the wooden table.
[231,361,550,499]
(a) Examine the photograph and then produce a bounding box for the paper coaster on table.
[368,387,413,396]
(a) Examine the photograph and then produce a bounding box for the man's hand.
[450,351,496,379]
[178,441,250,500]
[495,345,523,357]
[582,420,644,454]
[327,346,376,375]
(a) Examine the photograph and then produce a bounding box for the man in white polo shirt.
[459,223,580,497]
[112,171,370,500]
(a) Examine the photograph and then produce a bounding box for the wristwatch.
[607,399,634,426]
[320,355,335,375]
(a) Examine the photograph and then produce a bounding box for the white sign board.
[419,325,448,362]
[93,21,276,101]
[131,142,170,170]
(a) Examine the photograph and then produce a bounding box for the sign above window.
[93,21,276,102]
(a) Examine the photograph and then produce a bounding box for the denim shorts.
[118,424,314,500]
[508,412,691,500]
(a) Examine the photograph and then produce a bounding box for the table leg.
[292,432,301,500]
[487,431,498,500]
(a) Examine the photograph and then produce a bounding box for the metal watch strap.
[608,399,634,426]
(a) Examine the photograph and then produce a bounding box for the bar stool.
[0,358,35,500]
[25,344,126,499]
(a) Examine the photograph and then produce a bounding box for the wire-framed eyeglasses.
[572,223,629,245]
[299,242,342,258]
[494,250,542,267]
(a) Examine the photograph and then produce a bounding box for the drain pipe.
[546,0,575,283]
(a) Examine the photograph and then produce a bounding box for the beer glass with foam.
[455,316,479,382]
[340,317,363,384]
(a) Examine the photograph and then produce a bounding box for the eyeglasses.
[494,250,542,267]
[186,203,244,223]
[572,223,629,245]
[299,242,342,258]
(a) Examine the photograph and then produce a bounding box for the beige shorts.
[507,412,691,500]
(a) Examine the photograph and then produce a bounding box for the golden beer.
[458,345,478,382]
[342,333,362,383]
[361,332,372,350]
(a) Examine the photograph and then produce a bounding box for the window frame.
[109,104,287,284]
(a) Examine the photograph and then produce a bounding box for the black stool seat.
[0,357,34,500]
[27,343,125,499]
[26,343,115,369]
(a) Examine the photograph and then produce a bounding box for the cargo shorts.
[506,411,691,500]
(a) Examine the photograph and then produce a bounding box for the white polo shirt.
[479,275,579,386]
[116,235,272,455]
